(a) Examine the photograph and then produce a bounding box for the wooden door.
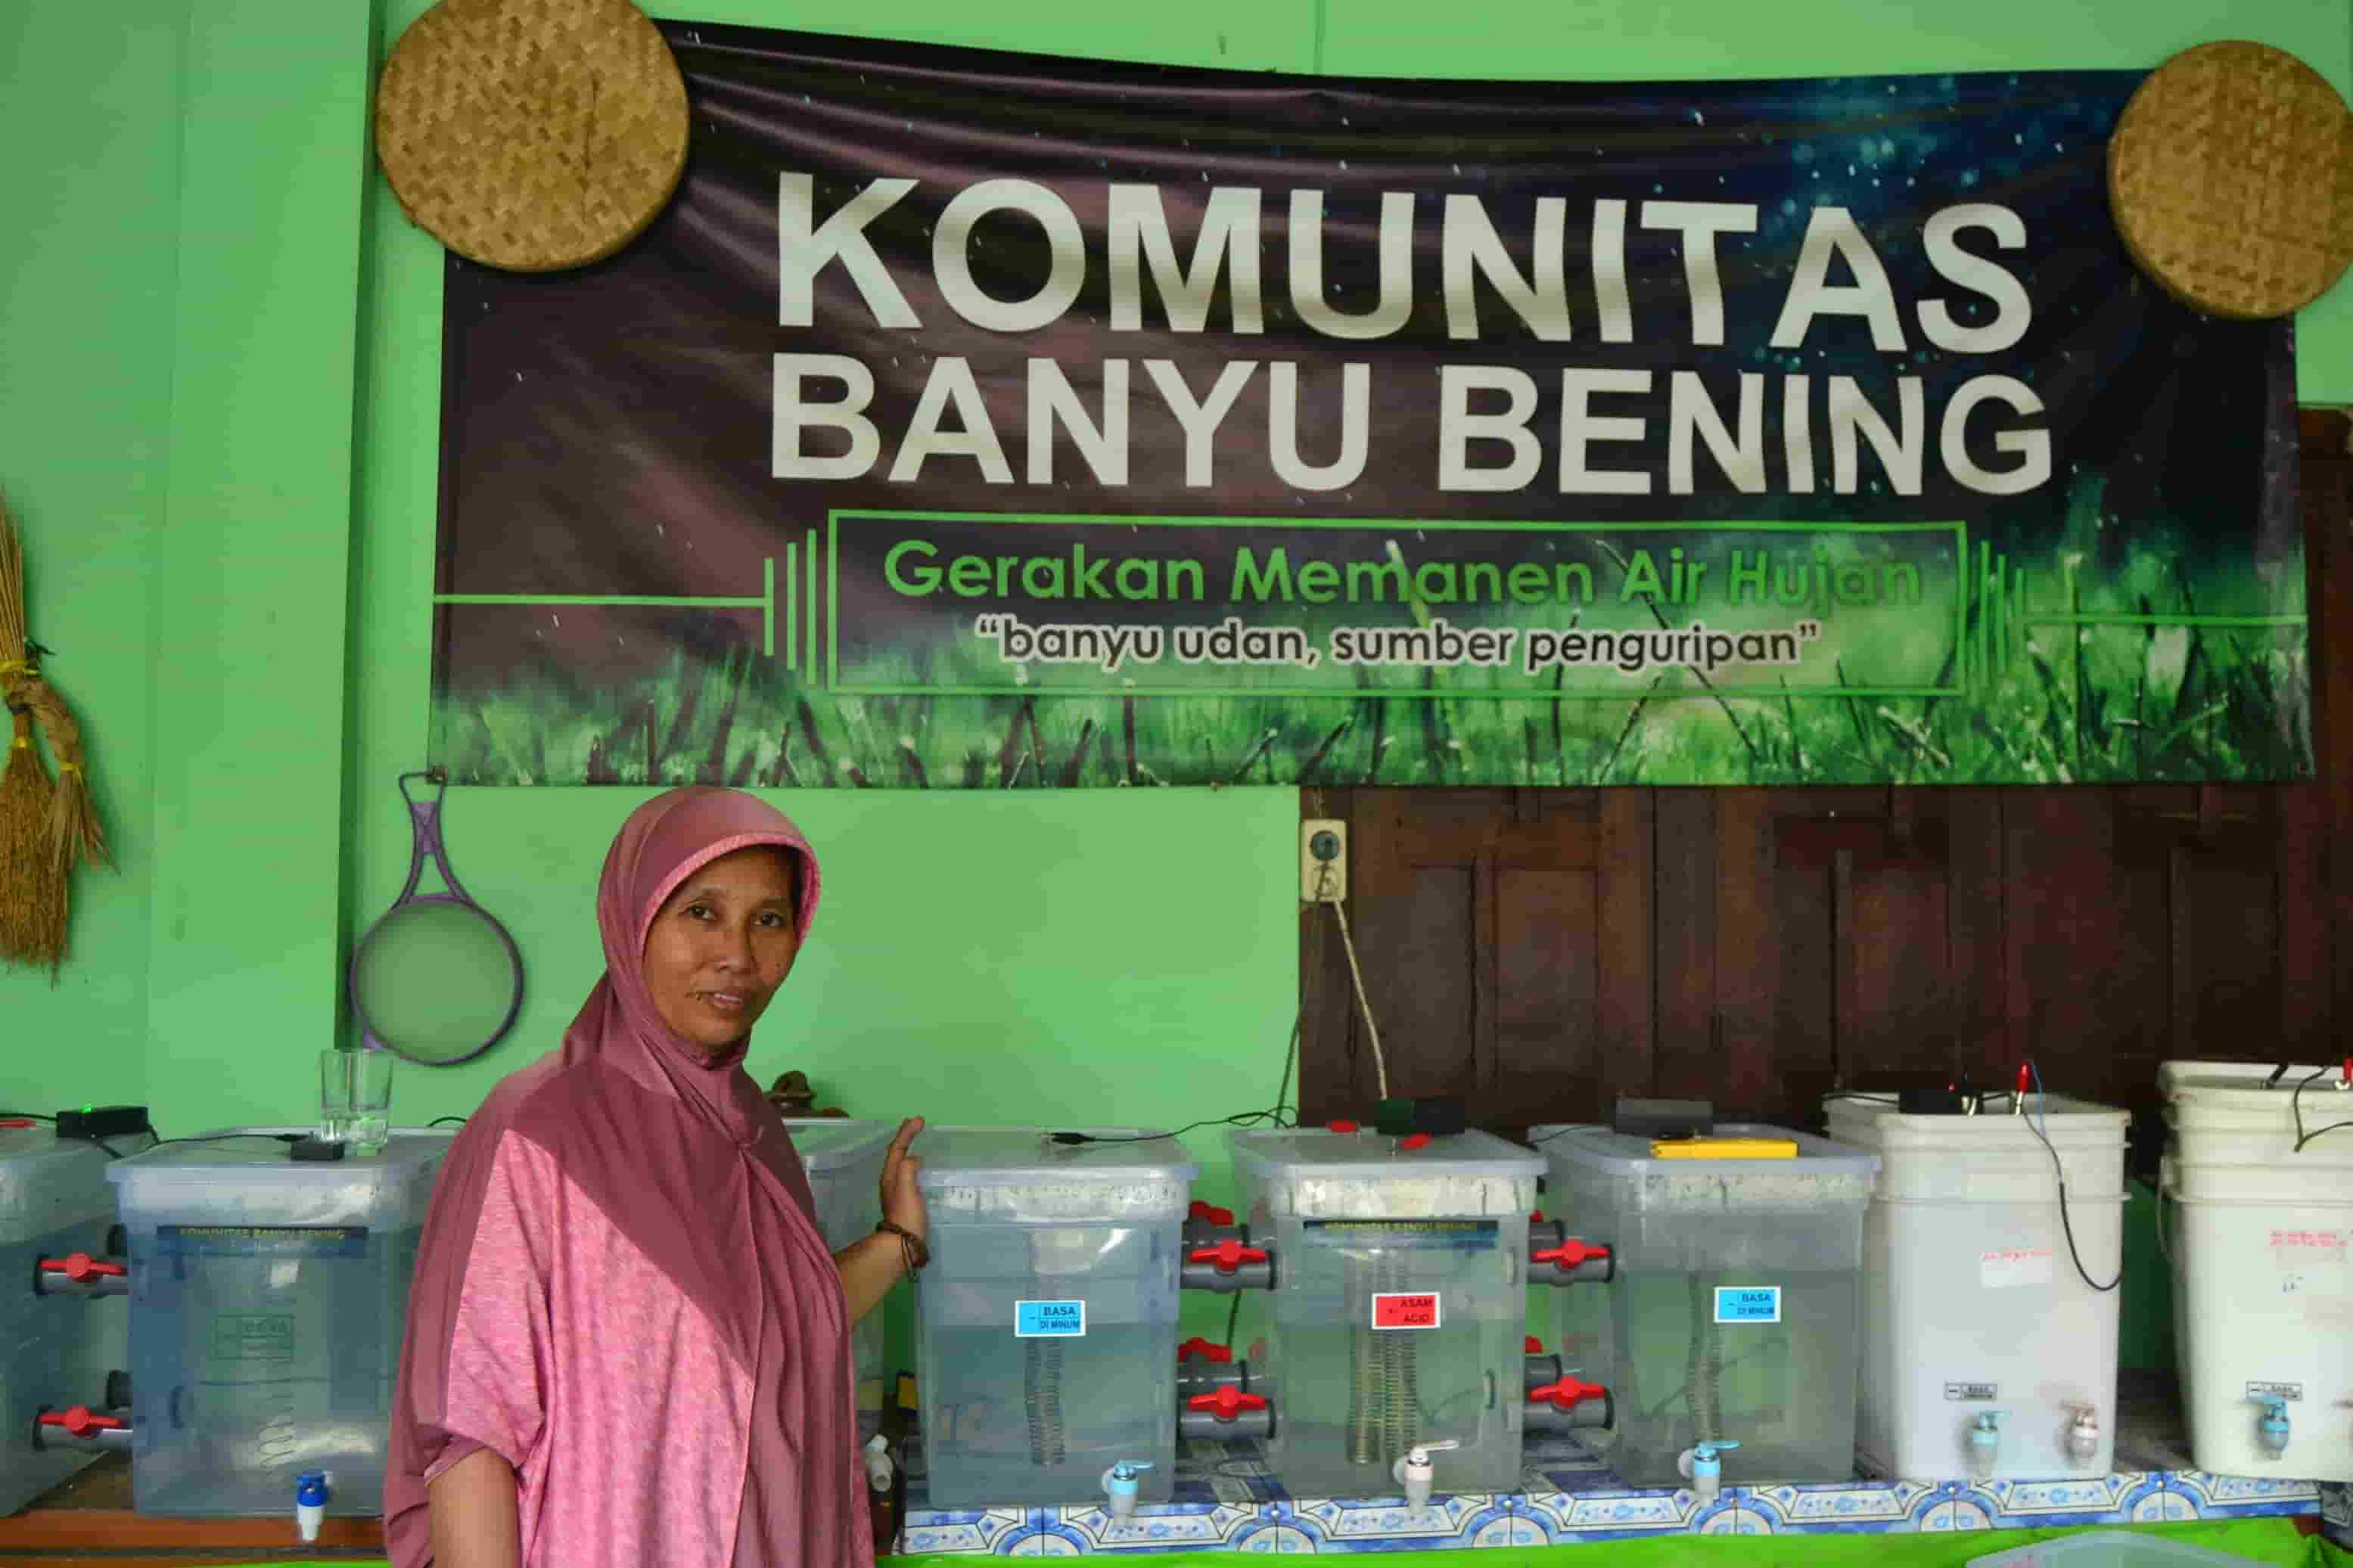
[1298,787,1652,1138]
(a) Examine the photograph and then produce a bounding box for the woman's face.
[642,846,802,1054]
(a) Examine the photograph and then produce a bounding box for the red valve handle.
[1186,1387,1269,1421]
[1399,1133,1431,1150]
[39,1253,126,1283]
[1189,1239,1269,1273]
[1188,1200,1236,1226]
[37,1406,125,1437]
[1533,1238,1612,1269]
[1326,1120,1360,1134]
[1530,1210,1546,1223]
[1525,1335,1544,1354]
[1528,1376,1609,1409]
[1178,1337,1234,1364]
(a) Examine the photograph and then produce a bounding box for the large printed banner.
[431,26,2305,787]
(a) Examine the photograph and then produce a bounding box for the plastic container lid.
[0,1125,121,1247]
[107,1128,450,1229]
[1230,1128,1542,1219]
[913,1126,1197,1222]
[1963,1529,2264,1566]
[1532,1122,1879,1180]
[780,1119,895,1172]
[1229,1128,1543,1179]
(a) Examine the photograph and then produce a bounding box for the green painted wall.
[0,5,182,1098]
[3,0,2346,1394]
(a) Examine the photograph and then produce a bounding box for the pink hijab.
[384,787,869,1566]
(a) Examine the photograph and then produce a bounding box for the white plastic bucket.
[2161,1061,2353,1480]
[1826,1094,2126,1483]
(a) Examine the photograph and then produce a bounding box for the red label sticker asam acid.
[1372,1292,1441,1330]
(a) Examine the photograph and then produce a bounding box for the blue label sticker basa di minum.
[1015,1299,1086,1337]
[1713,1286,1783,1324]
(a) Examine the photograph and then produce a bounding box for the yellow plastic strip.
[1650,1137,1799,1160]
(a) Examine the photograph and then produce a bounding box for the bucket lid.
[779,1119,896,1172]
[1826,1093,2128,1147]
[1228,1127,1543,1180]
[2162,1059,2352,1106]
[1531,1121,1879,1179]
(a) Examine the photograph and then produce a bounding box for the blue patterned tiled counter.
[893,1374,2320,1554]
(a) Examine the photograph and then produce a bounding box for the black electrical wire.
[430,1116,469,1129]
[1823,1093,1901,1107]
[0,1111,57,1122]
[1051,1108,1292,1146]
[2022,1066,2119,1294]
[2292,1067,2353,1153]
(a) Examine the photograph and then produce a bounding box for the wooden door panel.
[1301,787,1649,1135]
[2002,790,2172,1111]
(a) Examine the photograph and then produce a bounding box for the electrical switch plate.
[1301,818,1347,902]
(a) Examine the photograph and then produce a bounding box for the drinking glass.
[320,1049,395,1155]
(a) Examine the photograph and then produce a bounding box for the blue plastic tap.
[2254,1396,2291,1457]
[1689,1439,1739,1501]
[294,1471,329,1543]
[1101,1461,1153,1523]
[1966,1411,2004,1480]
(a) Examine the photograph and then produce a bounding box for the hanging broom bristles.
[0,487,23,669]
[0,485,85,972]
[0,706,64,971]
[20,679,105,871]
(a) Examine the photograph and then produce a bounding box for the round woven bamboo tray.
[375,0,689,272]
[2109,40,2353,320]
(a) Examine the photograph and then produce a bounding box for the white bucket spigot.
[1391,1439,1460,1510]
[863,1434,894,1493]
[2254,1396,2292,1458]
[1679,1439,1739,1503]
[2065,1405,2101,1465]
[294,1470,329,1543]
[1966,1411,2004,1481]
[1101,1461,1152,1523]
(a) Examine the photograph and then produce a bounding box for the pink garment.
[385,787,870,1568]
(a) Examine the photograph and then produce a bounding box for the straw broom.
[0,707,63,970]
[0,486,94,970]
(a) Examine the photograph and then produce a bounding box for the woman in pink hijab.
[384,787,924,1567]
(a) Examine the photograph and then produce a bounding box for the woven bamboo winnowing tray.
[375,0,689,272]
[2109,39,2353,320]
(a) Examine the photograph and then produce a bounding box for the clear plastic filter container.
[779,1119,896,1441]
[0,1126,137,1514]
[1531,1122,1876,1488]
[106,1131,449,1515]
[1228,1128,1543,1499]
[912,1127,1197,1508]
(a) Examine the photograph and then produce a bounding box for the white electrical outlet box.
[1301,818,1347,902]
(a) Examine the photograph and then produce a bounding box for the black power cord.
[2022,1064,2119,1294]
[2292,1067,2353,1152]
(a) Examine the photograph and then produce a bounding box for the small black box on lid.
[54,1105,151,1141]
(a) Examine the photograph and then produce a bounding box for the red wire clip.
[1177,1337,1233,1364]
